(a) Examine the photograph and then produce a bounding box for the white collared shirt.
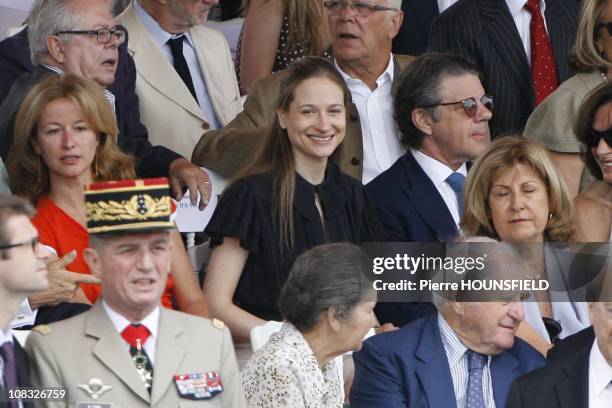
[506,0,548,65]
[437,0,459,13]
[133,0,220,129]
[438,314,496,408]
[411,148,467,227]
[589,340,612,408]
[335,56,403,184]
[102,300,160,366]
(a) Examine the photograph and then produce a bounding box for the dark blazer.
[0,339,33,408]
[547,326,595,362]
[392,0,439,55]
[366,151,458,242]
[366,151,458,326]
[506,348,590,408]
[0,28,180,178]
[429,0,578,137]
[350,313,548,408]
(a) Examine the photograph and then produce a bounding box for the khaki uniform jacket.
[117,4,243,159]
[191,55,414,181]
[26,303,245,408]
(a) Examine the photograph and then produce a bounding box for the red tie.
[524,0,558,105]
[121,323,151,348]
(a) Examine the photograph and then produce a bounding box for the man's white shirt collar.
[411,148,467,188]
[333,54,394,88]
[590,340,612,397]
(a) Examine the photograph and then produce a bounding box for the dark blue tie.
[446,172,465,217]
[466,350,487,408]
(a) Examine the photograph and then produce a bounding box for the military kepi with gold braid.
[85,178,173,235]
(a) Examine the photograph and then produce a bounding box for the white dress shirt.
[134,0,220,129]
[437,0,459,13]
[506,0,548,65]
[411,149,467,227]
[102,300,160,366]
[589,340,612,408]
[335,56,404,184]
[438,314,496,408]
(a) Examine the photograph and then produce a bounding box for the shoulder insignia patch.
[32,325,51,335]
[212,319,225,330]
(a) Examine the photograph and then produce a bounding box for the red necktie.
[524,0,558,105]
[121,323,151,348]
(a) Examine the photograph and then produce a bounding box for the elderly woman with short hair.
[241,242,377,408]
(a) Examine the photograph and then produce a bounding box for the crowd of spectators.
[0,0,610,407]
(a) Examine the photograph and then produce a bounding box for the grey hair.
[279,243,375,332]
[27,0,82,65]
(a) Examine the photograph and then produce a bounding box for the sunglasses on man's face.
[587,128,612,148]
[420,95,494,118]
[598,21,612,36]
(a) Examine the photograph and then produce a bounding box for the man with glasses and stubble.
[0,194,49,408]
[365,52,493,327]
[192,0,410,185]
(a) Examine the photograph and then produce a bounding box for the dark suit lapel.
[410,0,439,40]
[490,349,519,408]
[401,152,458,240]
[545,0,576,82]
[554,352,589,408]
[415,314,457,407]
[150,309,185,406]
[86,303,150,403]
[480,0,534,104]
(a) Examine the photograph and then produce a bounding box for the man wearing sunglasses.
[366,52,492,327]
[192,0,409,184]
[0,194,49,408]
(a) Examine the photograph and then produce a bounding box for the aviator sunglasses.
[420,95,494,118]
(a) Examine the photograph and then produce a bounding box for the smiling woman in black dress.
[203,57,385,344]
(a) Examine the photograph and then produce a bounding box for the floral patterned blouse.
[241,322,343,407]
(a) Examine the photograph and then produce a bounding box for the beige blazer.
[117,4,243,158]
[27,303,245,408]
[191,55,414,182]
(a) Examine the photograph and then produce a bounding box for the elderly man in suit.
[350,242,548,407]
[429,0,578,137]
[0,0,211,208]
[0,194,49,408]
[192,0,407,184]
[366,52,491,326]
[27,179,244,408]
[116,0,243,160]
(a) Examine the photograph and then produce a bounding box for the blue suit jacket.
[366,152,458,326]
[366,151,459,243]
[350,313,547,408]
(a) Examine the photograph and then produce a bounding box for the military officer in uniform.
[27,178,244,407]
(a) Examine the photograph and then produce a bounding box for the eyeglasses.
[587,128,612,148]
[420,95,494,118]
[55,27,126,45]
[323,0,399,17]
[598,21,612,36]
[0,236,38,252]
